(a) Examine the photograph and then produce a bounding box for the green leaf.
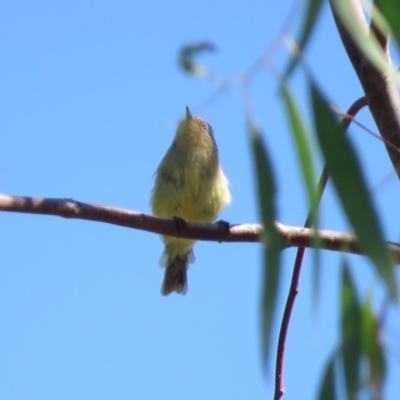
[178,41,215,77]
[361,294,386,397]
[249,119,282,366]
[374,0,400,48]
[285,0,324,76]
[340,261,361,399]
[318,354,337,400]
[369,1,392,40]
[281,81,318,214]
[310,80,397,299]
[281,80,321,304]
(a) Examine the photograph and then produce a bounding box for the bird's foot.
[215,219,230,233]
[172,216,187,231]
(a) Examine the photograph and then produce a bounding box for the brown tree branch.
[329,0,400,178]
[1,193,400,262]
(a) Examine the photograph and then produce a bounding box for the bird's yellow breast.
[150,110,231,224]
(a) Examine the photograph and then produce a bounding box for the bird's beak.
[185,106,192,120]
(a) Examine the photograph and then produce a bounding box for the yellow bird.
[151,107,231,295]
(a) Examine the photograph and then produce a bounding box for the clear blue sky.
[1,1,399,399]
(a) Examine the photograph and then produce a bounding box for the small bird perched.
[151,107,231,295]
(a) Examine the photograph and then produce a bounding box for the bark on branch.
[1,193,400,263]
[330,0,400,178]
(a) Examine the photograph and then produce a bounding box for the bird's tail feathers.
[159,248,195,268]
[161,250,195,296]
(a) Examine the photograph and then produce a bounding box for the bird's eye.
[201,123,207,130]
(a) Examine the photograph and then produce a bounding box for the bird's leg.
[215,219,230,233]
[172,216,187,231]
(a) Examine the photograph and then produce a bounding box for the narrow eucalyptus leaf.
[310,81,397,299]
[285,0,324,76]
[249,120,282,366]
